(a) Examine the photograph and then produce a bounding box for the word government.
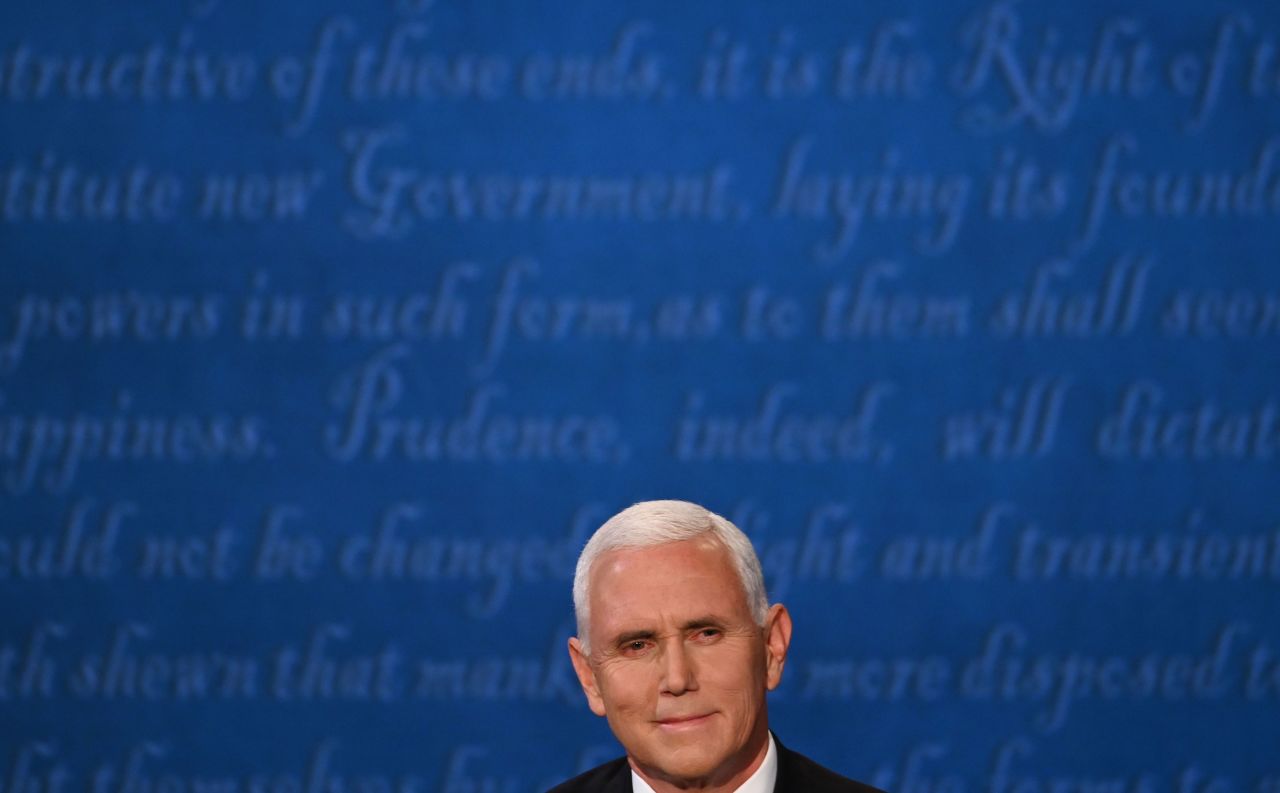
[342,127,739,238]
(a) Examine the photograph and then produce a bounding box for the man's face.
[568,538,791,788]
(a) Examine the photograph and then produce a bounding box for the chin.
[646,741,729,781]
[652,756,721,782]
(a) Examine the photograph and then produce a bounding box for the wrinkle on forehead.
[585,537,757,655]
[597,535,726,575]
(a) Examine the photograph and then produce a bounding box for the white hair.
[572,500,769,652]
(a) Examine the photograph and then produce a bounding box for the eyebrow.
[681,616,725,631]
[608,616,727,646]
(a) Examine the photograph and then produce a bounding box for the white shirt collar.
[630,732,777,793]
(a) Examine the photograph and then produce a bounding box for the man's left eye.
[695,628,720,640]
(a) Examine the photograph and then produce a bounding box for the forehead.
[588,538,750,627]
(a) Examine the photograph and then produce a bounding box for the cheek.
[699,648,767,714]
[599,664,657,713]
[705,643,766,686]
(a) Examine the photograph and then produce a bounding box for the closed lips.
[657,713,712,725]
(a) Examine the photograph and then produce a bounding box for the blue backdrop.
[2,1,1279,790]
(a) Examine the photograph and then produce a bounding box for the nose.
[660,640,698,695]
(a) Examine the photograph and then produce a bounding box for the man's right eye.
[621,640,651,655]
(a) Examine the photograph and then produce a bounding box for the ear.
[762,603,793,691]
[568,636,608,717]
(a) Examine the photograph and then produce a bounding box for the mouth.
[655,713,714,730]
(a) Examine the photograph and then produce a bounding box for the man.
[550,500,882,792]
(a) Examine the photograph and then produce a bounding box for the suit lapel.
[772,735,809,793]
[605,759,633,793]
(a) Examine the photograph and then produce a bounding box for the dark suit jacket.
[545,736,884,792]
